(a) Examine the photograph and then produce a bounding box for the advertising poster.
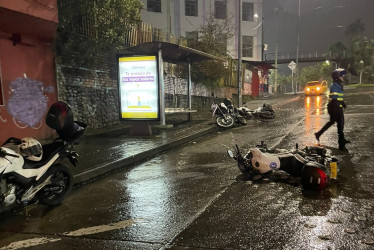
[118,55,160,120]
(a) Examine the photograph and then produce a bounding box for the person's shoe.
[314,132,320,141]
[339,144,348,151]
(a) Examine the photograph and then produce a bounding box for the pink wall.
[0,0,58,144]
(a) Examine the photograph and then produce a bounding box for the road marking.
[63,218,139,236]
[0,219,140,250]
[350,105,374,107]
[0,237,61,250]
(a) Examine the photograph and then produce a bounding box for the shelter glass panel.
[185,0,198,17]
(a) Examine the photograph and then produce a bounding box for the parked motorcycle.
[227,141,338,190]
[237,103,275,121]
[211,95,247,128]
[0,101,86,213]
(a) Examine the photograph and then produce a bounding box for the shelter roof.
[128,42,226,64]
[242,60,276,70]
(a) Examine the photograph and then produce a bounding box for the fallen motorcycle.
[227,141,338,190]
[237,103,275,121]
[211,95,246,128]
[0,101,86,214]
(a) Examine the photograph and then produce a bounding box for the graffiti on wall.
[7,77,53,128]
[0,109,7,123]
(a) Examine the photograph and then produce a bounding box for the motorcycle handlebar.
[0,148,20,158]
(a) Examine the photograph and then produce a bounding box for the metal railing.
[264,50,347,61]
[124,22,187,48]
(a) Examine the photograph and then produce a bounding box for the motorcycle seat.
[23,142,65,169]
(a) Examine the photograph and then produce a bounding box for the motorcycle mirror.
[227,150,234,158]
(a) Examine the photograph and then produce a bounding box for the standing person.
[315,68,350,150]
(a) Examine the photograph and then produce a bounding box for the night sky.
[263,0,374,60]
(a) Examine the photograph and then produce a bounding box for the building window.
[242,2,254,21]
[147,0,161,13]
[185,0,198,17]
[242,36,253,57]
[214,0,226,19]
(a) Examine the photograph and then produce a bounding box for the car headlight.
[306,88,310,91]
[316,87,320,91]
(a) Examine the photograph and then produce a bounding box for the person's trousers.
[316,107,345,146]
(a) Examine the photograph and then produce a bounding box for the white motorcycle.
[227,141,338,190]
[0,101,86,213]
[237,103,275,121]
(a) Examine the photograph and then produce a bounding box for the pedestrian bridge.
[264,51,347,64]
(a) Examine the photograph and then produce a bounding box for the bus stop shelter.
[128,42,226,127]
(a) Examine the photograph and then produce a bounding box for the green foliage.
[55,0,143,67]
[328,42,347,58]
[299,63,332,87]
[177,14,234,90]
[345,19,365,38]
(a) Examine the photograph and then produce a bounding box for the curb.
[73,124,218,186]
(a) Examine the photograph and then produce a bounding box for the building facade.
[140,0,263,62]
[0,0,58,143]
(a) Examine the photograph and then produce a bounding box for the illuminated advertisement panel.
[117,55,160,120]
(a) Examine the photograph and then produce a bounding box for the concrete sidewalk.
[72,93,300,186]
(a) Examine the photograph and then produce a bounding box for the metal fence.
[124,22,187,48]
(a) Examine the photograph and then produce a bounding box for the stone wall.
[57,64,120,129]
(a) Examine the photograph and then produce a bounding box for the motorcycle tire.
[259,112,275,121]
[243,113,253,120]
[216,115,235,128]
[38,164,73,206]
[237,116,247,125]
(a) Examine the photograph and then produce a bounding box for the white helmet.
[19,137,43,161]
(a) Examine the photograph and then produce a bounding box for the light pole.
[237,0,242,107]
[359,60,364,84]
[295,0,300,95]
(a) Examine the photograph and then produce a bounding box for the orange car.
[304,80,328,96]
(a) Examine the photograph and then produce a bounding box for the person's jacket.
[328,82,346,109]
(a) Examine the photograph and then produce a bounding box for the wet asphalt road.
[0,89,374,250]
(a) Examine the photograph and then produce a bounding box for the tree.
[345,19,365,38]
[176,14,234,90]
[56,0,143,66]
[328,42,347,59]
[349,36,374,82]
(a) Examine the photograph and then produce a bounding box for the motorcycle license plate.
[330,162,337,179]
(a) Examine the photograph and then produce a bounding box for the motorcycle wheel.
[216,115,235,128]
[237,116,247,125]
[38,164,73,206]
[259,112,275,121]
[243,113,253,120]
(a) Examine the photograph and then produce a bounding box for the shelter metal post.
[187,56,192,120]
[158,48,166,125]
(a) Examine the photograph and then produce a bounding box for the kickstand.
[25,205,30,221]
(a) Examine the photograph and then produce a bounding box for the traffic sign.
[288,61,296,72]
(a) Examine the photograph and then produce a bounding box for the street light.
[359,60,364,84]
[253,13,264,61]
